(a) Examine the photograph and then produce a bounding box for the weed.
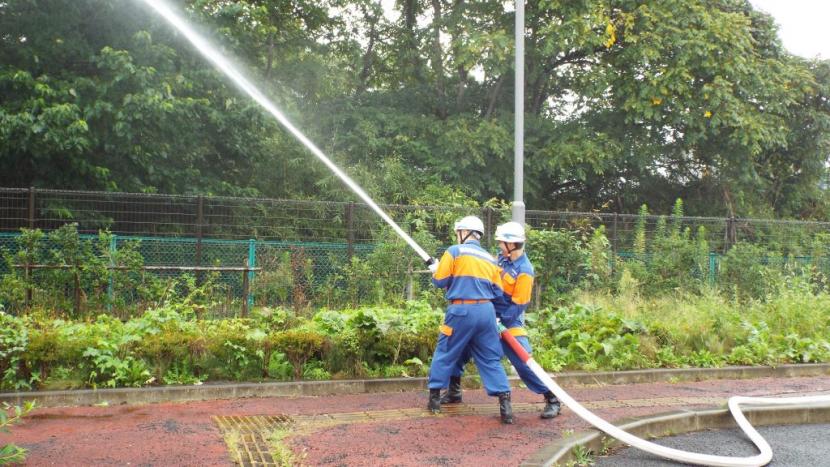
[268,428,305,467]
[571,444,595,466]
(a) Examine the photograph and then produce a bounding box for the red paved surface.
[2,375,829,466]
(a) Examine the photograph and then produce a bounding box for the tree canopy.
[1,0,828,217]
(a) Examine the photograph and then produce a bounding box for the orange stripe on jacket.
[452,255,502,285]
[500,270,516,294]
[510,272,533,305]
[433,250,455,282]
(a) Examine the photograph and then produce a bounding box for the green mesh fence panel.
[0,233,19,275]
[5,187,830,314]
[8,227,830,315]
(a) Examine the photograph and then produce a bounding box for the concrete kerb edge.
[1,363,829,408]
[522,404,830,467]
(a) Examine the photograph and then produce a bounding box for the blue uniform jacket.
[494,253,534,327]
[431,240,503,300]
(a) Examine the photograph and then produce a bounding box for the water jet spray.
[139,0,432,265]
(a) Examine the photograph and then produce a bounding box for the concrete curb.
[2,363,829,408]
[522,403,830,466]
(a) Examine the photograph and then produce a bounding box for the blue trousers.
[451,327,549,395]
[428,302,510,396]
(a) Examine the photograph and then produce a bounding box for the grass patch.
[221,429,244,465]
[268,428,304,466]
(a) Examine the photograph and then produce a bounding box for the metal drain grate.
[214,415,294,466]
[213,396,728,465]
[213,404,544,465]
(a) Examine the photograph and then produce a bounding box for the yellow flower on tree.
[605,22,616,48]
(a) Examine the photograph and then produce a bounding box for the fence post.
[612,213,619,257]
[28,186,35,229]
[241,260,249,317]
[345,202,354,261]
[107,234,116,311]
[73,264,82,315]
[709,252,717,287]
[722,216,738,253]
[195,196,204,283]
[25,187,36,306]
[247,239,256,311]
[406,263,415,301]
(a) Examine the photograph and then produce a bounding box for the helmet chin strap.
[458,230,477,244]
[504,242,521,256]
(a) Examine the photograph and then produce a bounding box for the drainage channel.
[596,423,830,466]
[524,400,830,466]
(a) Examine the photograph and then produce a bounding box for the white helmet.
[495,221,526,243]
[454,215,484,235]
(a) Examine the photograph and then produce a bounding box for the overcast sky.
[749,0,829,59]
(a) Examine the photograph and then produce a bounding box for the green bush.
[272,329,327,380]
[204,319,261,380]
[618,201,710,295]
[531,303,650,371]
[133,310,203,382]
[0,311,29,390]
[586,226,613,288]
[0,226,238,318]
[719,242,774,300]
[1,286,827,389]
[527,228,589,300]
[645,227,704,293]
[0,229,44,312]
[320,228,440,308]
[252,250,294,307]
[313,301,440,377]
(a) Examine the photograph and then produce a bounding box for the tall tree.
[1,0,828,219]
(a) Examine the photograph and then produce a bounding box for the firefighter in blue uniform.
[426,215,514,424]
[440,221,561,419]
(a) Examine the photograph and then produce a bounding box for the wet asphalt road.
[596,423,830,466]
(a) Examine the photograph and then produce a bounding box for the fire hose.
[498,325,830,466]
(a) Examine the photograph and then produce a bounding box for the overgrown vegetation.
[1,201,830,390]
[0,223,216,317]
[1,278,828,391]
[0,300,443,390]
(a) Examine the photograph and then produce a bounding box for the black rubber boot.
[440,376,463,404]
[541,391,561,419]
[428,388,442,414]
[498,392,513,424]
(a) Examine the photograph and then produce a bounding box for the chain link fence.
[0,187,483,242]
[525,210,830,256]
[3,188,830,315]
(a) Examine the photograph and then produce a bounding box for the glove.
[426,257,439,273]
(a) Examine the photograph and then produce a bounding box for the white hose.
[526,358,830,466]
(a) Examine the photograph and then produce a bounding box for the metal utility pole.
[512,0,525,224]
